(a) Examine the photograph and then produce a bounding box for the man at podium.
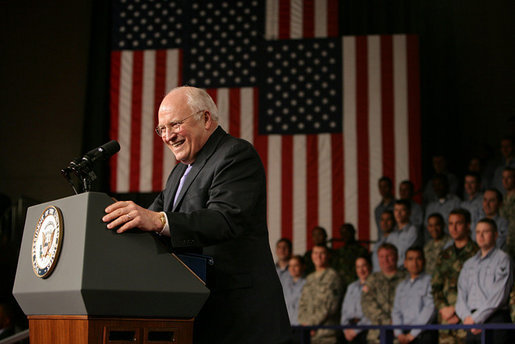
[103,86,292,343]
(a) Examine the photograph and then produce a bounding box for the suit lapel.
[172,126,226,211]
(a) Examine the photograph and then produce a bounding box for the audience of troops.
[276,137,515,343]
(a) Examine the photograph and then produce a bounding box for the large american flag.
[109,0,421,254]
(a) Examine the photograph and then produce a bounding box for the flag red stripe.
[327,0,339,37]
[229,88,241,137]
[252,88,268,176]
[380,35,395,186]
[303,0,314,38]
[152,50,166,191]
[356,36,370,242]
[331,133,344,241]
[129,51,143,192]
[109,51,121,192]
[278,0,290,39]
[306,134,318,247]
[206,89,217,106]
[281,136,293,240]
[407,35,422,202]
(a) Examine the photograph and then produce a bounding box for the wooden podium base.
[28,315,194,344]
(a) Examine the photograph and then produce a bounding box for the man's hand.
[103,201,164,234]
[446,314,460,324]
[464,316,482,335]
[343,329,357,341]
[439,305,455,321]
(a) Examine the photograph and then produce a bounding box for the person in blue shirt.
[275,238,293,285]
[340,255,372,344]
[392,247,436,344]
[456,218,514,344]
[283,255,306,326]
[389,200,421,267]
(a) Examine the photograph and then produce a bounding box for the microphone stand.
[61,157,97,194]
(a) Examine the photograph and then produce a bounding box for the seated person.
[298,245,343,344]
[392,247,436,344]
[389,200,421,267]
[283,255,306,326]
[374,176,395,241]
[423,213,452,275]
[471,188,508,249]
[340,255,372,344]
[424,174,461,238]
[399,180,424,228]
[371,210,396,272]
[275,238,293,284]
[333,223,368,290]
[456,218,513,344]
[303,226,331,275]
[361,243,406,344]
[461,171,483,217]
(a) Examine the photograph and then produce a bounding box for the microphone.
[61,140,120,193]
[82,140,121,164]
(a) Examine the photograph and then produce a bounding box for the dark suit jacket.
[149,126,291,343]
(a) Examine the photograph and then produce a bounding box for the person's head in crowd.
[399,180,415,200]
[426,213,445,241]
[432,173,450,199]
[482,188,503,218]
[404,246,425,278]
[377,243,398,275]
[311,244,331,271]
[464,171,481,198]
[355,255,372,283]
[475,218,498,254]
[378,176,394,200]
[288,255,305,280]
[311,226,327,246]
[276,238,292,264]
[448,208,471,243]
[393,199,411,227]
[500,136,514,161]
[432,154,448,174]
[339,223,357,244]
[502,167,515,193]
[380,210,395,236]
[157,86,219,164]
[468,157,482,173]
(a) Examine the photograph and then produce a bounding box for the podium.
[12,192,210,344]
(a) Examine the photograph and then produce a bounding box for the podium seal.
[32,206,64,278]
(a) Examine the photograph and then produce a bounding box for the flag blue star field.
[110,0,421,253]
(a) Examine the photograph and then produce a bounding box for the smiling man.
[102,86,291,343]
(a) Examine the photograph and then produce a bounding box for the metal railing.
[292,323,515,344]
[0,329,29,344]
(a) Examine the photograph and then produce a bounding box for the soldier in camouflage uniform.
[424,213,452,275]
[361,243,406,344]
[332,223,369,292]
[298,244,343,344]
[431,209,479,344]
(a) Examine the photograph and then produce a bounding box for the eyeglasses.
[155,110,205,137]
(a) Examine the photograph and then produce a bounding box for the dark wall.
[0,1,92,202]
[1,0,514,204]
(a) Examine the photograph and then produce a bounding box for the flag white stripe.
[394,35,410,185]
[293,135,307,255]
[140,50,155,192]
[163,50,180,188]
[240,88,254,144]
[117,51,133,193]
[318,133,333,236]
[290,0,303,39]
[314,0,328,37]
[343,36,358,229]
[368,36,382,239]
[216,89,229,132]
[265,0,279,39]
[267,135,282,256]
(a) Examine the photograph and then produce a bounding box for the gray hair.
[177,86,219,121]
